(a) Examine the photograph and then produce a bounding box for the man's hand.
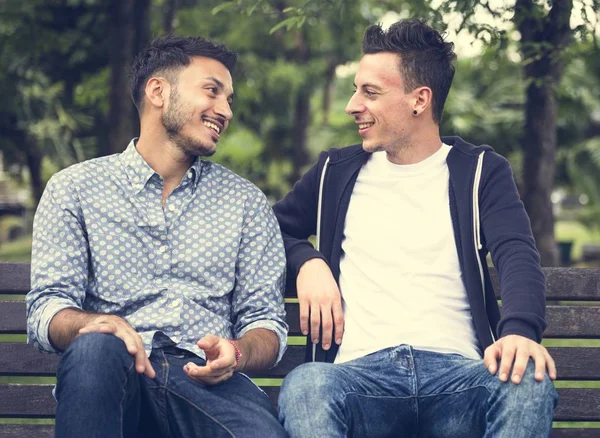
[483,334,556,384]
[184,335,237,385]
[78,314,155,378]
[297,258,344,350]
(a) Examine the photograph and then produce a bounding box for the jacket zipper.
[313,156,330,361]
[472,152,496,343]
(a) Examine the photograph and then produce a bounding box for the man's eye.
[207,87,217,94]
[365,90,376,97]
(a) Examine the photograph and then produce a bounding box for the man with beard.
[26,35,288,438]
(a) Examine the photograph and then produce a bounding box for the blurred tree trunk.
[106,0,150,155]
[321,60,337,126]
[25,141,43,206]
[290,28,311,185]
[514,0,573,266]
[163,0,178,33]
[292,89,310,183]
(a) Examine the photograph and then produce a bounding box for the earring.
[412,110,418,116]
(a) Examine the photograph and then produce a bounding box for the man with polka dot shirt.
[26,35,288,438]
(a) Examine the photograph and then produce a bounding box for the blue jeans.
[54,333,287,438]
[279,345,557,438]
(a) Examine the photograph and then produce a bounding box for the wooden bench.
[1,262,599,437]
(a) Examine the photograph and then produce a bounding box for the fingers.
[143,356,156,379]
[184,361,234,385]
[310,307,320,345]
[299,299,309,336]
[79,318,154,377]
[197,334,220,359]
[483,343,501,375]
[321,294,344,350]
[485,335,558,384]
[510,349,530,384]
[320,305,333,350]
[545,349,557,380]
[332,298,344,346]
[532,347,556,382]
[498,343,516,382]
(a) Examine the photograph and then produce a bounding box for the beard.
[161,88,216,157]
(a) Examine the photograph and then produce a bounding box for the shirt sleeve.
[26,173,90,353]
[231,189,288,365]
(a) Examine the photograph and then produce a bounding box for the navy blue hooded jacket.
[273,136,546,363]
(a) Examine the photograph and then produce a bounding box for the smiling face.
[345,52,417,155]
[161,56,234,157]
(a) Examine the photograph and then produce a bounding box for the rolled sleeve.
[231,192,288,366]
[26,174,89,354]
[237,320,288,365]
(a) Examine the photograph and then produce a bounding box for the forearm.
[48,308,103,352]
[235,328,279,372]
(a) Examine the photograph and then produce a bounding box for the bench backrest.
[0,263,599,437]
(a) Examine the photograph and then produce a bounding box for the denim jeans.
[54,332,287,438]
[278,345,557,438]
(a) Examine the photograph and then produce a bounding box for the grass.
[0,234,31,262]
[555,220,600,264]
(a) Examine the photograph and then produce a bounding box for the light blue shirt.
[27,140,287,363]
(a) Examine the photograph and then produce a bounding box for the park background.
[1,0,600,267]
[1,0,600,265]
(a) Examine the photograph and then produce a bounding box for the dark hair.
[362,20,456,124]
[130,34,237,112]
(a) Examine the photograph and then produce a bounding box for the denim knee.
[57,333,134,391]
[280,363,338,405]
[494,361,558,411]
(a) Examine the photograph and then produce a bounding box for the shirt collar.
[119,139,156,194]
[119,139,206,194]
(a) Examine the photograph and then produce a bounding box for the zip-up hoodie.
[273,136,546,363]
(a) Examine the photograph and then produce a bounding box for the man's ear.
[145,77,168,109]
[413,86,433,115]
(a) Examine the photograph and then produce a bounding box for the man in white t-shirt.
[274,19,557,437]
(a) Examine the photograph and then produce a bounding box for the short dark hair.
[362,20,456,124]
[130,35,237,112]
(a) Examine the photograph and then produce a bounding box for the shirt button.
[168,299,181,309]
[168,204,176,212]
[158,245,168,254]
[187,171,193,179]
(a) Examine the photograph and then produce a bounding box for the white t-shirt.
[335,144,481,364]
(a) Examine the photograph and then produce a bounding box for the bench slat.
[5,264,600,300]
[0,385,55,418]
[1,385,599,421]
[0,344,60,376]
[0,263,30,294]
[3,301,600,338]
[490,267,600,301]
[0,425,53,438]
[550,430,600,438]
[2,343,599,380]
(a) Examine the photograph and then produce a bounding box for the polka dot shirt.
[26,140,288,363]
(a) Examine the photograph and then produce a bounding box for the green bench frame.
[1,262,599,437]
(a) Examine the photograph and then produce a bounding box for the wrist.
[299,257,324,273]
[227,339,243,369]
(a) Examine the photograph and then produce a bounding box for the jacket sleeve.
[479,153,546,343]
[272,151,329,281]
